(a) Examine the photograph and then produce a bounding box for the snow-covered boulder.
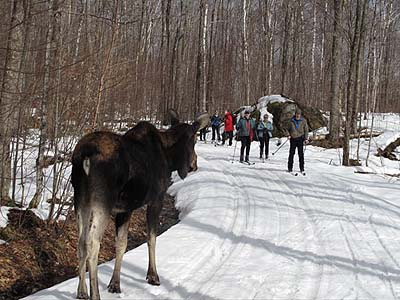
[258,95,327,137]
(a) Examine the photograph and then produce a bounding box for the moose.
[71,116,207,300]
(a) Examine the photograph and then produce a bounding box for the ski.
[239,161,255,165]
[289,171,305,176]
[212,141,223,147]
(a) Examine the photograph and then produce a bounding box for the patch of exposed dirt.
[0,194,179,300]
[310,138,344,149]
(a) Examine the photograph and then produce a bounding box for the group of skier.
[200,107,309,174]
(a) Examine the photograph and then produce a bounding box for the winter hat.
[244,109,251,114]
[295,108,302,115]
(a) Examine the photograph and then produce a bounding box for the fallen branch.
[376,137,400,161]
[354,170,400,178]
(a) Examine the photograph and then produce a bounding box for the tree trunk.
[343,0,362,166]
[311,0,317,104]
[30,0,58,209]
[93,0,119,129]
[328,0,342,143]
[0,0,18,205]
[201,1,208,112]
[196,0,208,113]
[242,0,250,105]
[280,1,290,94]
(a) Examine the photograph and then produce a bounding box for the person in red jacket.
[222,110,234,146]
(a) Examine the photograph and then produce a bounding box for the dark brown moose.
[71,117,206,300]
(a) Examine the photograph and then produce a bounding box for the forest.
[0,0,399,214]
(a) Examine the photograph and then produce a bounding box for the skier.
[199,117,209,142]
[236,109,256,163]
[211,110,221,142]
[256,114,273,160]
[222,110,234,146]
[285,108,309,174]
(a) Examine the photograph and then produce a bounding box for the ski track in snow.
[24,138,400,300]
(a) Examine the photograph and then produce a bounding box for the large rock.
[230,95,327,138]
[265,97,327,137]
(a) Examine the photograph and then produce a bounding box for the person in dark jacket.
[199,126,208,142]
[211,111,221,142]
[256,114,273,159]
[236,109,256,163]
[286,109,309,173]
[222,110,234,146]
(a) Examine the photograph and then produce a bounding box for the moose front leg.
[146,200,162,285]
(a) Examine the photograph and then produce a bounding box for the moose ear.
[191,121,200,134]
[195,112,210,131]
[168,108,180,126]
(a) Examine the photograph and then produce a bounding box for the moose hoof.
[107,280,121,294]
[107,282,121,294]
[76,291,89,299]
[146,274,160,286]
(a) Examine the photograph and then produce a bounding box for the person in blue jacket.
[210,110,221,142]
[236,109,256,163]
[256,114,273,159]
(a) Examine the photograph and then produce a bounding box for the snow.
[257,94,293,108]
[0,206,11,228]
[255,94,292,127]
[22,114,400,300]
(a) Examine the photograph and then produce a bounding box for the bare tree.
[1,0,19,205]
[328,0,343,142]
[243,0,250,105]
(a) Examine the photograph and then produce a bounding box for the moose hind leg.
[146,200,162,285]
[108,213,130,293]
[77,211,89,299]
[86,206,109,300]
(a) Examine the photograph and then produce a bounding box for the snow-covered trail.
[24,140,400,300]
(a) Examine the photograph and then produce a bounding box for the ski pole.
[231,136,238,163]
[272,138,289,155]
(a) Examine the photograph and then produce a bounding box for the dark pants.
[199,128,207,141]
[212,125,221,141]
[222,131,233,145]
[288,137,304,171]
[240,136,251,161]
[259,134,270,158]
